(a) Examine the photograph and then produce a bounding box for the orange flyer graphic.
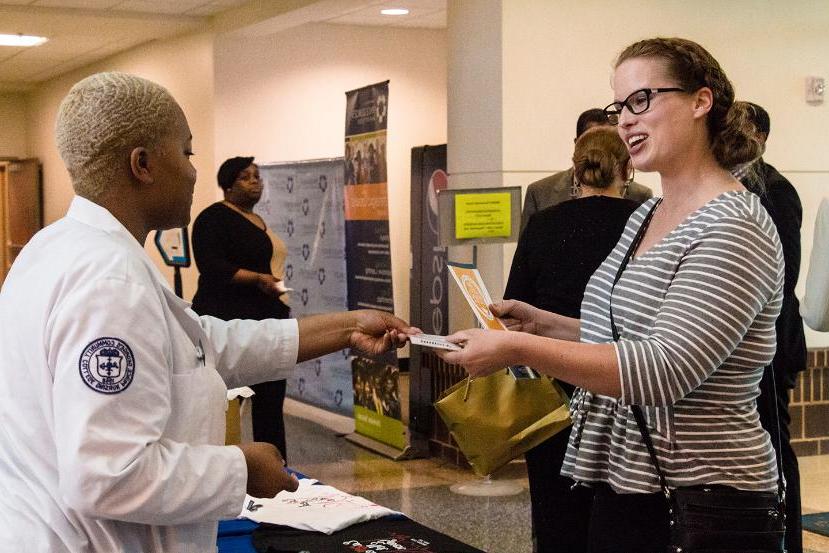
[447,264,507,331]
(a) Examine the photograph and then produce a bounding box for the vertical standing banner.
[408,145,449,437]
[344,81,404,450]
[256,159,352,415]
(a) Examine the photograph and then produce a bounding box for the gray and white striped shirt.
[561,191,783,494]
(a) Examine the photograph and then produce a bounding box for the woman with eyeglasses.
[192,156,291,460]
[439,37,782,553]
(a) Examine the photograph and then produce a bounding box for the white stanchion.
[449,474,523,497]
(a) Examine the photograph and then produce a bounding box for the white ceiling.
[324,0,445,29]
[0,0,446,92]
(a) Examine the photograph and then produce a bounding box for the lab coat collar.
[66,196,193,309]
[67,195,136,236]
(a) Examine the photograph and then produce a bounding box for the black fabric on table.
[252,517,485,553]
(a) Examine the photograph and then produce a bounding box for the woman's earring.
[622,165,633,197]
[571,177,581,199]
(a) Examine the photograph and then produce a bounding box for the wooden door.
[2,158,41,283]
[0,164,5,284]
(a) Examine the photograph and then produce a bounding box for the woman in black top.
[192,156,291,459]
[504,127,640,553]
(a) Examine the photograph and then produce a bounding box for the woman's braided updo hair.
[573,126,630,190]
[615,38,761,169]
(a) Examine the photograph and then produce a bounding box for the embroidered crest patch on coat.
[78,337,135,394]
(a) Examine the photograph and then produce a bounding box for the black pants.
[526,430,593,553]
[250,379,287,462]
[757,366,802,553]
[586,483,670,553]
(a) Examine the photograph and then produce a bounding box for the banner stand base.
[344,432,427,461]
[449,476,523,497]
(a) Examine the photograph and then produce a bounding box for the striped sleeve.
[617,215,783,407]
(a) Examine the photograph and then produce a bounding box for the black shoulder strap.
[768,369,788,503]
[607,199,671,495]
[631,406,670,495]
[609,199,661,340]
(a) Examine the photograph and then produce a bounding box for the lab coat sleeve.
[48,276,247,525]
[801,198,829,331]
[199,315,299,389]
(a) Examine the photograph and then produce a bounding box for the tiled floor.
[801,455,829,552]
[283,400,829,553]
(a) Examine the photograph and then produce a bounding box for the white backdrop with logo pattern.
[256,158,351,415]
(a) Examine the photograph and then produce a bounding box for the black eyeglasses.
[603,88,685,124]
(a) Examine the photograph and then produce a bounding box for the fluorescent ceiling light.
[380,8,409,16]
[0,34,48,47]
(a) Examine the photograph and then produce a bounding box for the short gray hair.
[55,72,181,200]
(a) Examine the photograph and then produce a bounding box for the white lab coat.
[0,196,299,553]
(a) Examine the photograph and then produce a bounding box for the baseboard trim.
[283,398,355,435]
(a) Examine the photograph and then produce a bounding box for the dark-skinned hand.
[348,310,421,357]
[237,442,299,498]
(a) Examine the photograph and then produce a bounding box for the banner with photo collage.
[344,81,404,451]
[256,159,352,415]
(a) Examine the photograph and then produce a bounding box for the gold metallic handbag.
[434,370,571,477]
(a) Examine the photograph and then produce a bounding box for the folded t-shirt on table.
[240,478,401,534]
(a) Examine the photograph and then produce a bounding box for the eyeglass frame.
[603,88,686,124]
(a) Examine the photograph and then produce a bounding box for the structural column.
[446,0,508,331]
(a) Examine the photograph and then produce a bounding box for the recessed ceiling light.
[380,8,409,16]
[0,34,48,47]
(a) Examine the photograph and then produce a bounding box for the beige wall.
[26,31,216,300]
[215,22,448,324]
[492,0,829,345]
[0,93,28,159]
[501,0,829,174]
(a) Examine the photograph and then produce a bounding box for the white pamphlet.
[409,333,462,351]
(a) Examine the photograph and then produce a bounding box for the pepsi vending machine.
[408,145,449,440]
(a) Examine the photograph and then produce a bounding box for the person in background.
[505,126,639,553]
[345,143,356,185]
[192,156,291,461]
[520,108,652,231]
[734,101,805,553]
[0,71,414,553]
[440,38,783,553]
[801,199,829,330]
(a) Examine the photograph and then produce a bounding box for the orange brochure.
[447,263,508,331]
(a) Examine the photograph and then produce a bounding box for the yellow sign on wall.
[454,192,512,239]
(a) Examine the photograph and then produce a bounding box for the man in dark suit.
[520,108,652,231]
[736,101,806,553]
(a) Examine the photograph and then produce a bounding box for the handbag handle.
[461,368,512,402]
[608,200,784,502]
